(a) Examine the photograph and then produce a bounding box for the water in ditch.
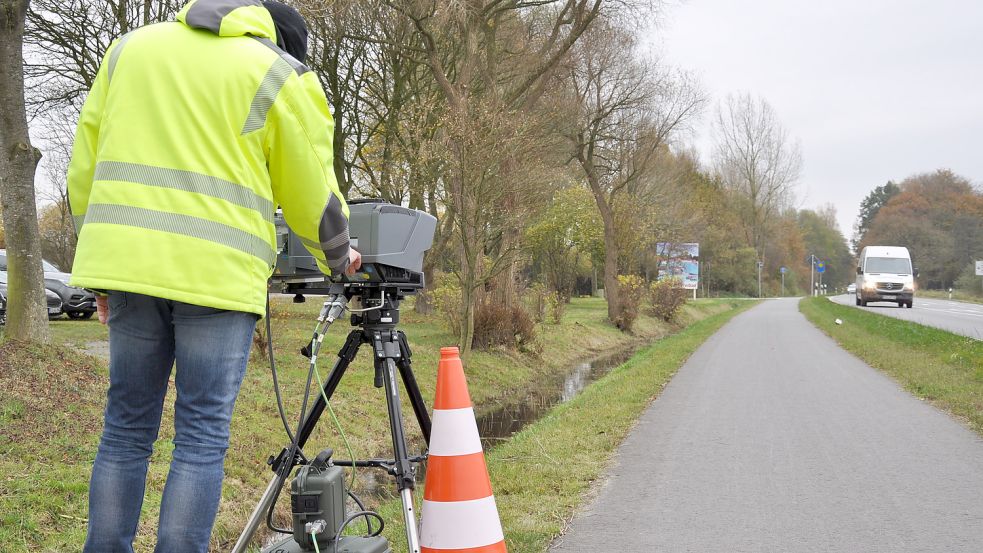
[473,347,636,449]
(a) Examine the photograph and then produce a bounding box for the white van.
[855,246,915,308]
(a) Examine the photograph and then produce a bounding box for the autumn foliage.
[858,170,983,289]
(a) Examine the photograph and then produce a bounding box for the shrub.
[546,291,565,324]
[614,274,647,332]
[430,273,463,334]
[472,302,537,351]
[955,263,983,297]
[526,282,548,323]
[648,278,688,322]
[525,283,565,325]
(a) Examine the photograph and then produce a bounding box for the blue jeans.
[84,292,257,553]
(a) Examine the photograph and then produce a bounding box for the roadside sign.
[780,266,787,274]
[816,261,826,274]
[976,260,983,276]
[758,261,764,268]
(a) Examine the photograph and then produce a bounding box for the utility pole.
[757,260,763,298]
[809,254,817,297]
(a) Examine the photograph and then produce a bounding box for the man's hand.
[96,295,109,325]
[345,248,363,276]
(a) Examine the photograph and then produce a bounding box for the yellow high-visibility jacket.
[68,0,349,316]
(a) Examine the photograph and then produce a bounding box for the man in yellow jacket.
[67,1,359,550]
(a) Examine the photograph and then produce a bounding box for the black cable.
[267,295,296,443]
[333,510,386,553]
[264,312,324,535]
[265,467,293,535]
[264,293,300,534]
[346,490,373,535]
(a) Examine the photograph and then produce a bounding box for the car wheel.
[855,296,861,306]
[897,302,903,308]
[860,299,867,307]
[67,311,94,320]
[906,301,913,309]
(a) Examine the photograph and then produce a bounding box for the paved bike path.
[549,299,983,552]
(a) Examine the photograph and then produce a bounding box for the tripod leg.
[380,356,422,553]
[230,475,282,553]
[233,329,363,553]
[290,329,363,459]
[397,331,432,444]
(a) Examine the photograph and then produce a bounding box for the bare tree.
[713,93,801,259]
[378,0,608,355]
[618,149,704,278]
[301,0,380,197]
[566,20,702,327]
[24,0,181,117]
[1,0,50,343]
[36,116,77,270]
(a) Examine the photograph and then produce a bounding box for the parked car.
[846,283,857,294]
[0,271,63,323]
[45,288,63,318]
[0,250,96,319]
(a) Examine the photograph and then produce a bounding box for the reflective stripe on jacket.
[67,0,349,316]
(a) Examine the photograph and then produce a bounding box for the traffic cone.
[419,346,507,553]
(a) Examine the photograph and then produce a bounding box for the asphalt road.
[549,299,983,553]
[829,294,983,340]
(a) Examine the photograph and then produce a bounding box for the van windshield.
[865,257,911,274]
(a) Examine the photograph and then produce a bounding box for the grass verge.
[0,296,732,552]
[800,296,983,435]
[918,290,983,305]
[376,299,756,552]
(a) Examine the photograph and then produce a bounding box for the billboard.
[657,243,699,290]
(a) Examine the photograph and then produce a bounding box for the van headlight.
[903,277,914,291]
[863,277,876,290]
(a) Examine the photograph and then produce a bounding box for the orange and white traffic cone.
[419,346,507,553]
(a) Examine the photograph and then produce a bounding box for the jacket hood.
[177,0,276,39]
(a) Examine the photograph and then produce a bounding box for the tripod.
[232,286,432,553]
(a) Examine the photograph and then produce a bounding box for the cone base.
[422,540,507,553]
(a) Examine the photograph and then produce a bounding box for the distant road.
[829,294,983,340]
[550,299,983,553]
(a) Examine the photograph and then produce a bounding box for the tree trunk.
[330,80,350,196]
[491,220,520,309]
[582,160,622,326]
[0,0,50,343]
[458,282,476,360]
[601,210,621,324]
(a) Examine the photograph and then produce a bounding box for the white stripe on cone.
[427,407,483,457]
[420,496,505,550]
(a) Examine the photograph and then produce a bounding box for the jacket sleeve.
[67,42,115,237]
[267,70,351,276]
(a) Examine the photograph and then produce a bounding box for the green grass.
[376,299,756,552]
[0,296,735,552]
[918,289,983,305]
[800,297,983,435]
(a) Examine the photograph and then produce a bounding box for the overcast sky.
[653,0,983,240]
